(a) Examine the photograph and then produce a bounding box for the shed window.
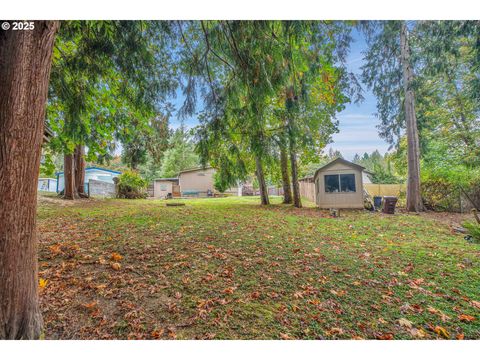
[160,184,167,191]
[324,174,356,193]
[325,175,340,192]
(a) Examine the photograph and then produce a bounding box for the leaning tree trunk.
[280,143,293,204]
[400,22,424,212]
[0,20,59,339]
[255,156,270,205]
[74,144,88,197]
[63,153,78,200]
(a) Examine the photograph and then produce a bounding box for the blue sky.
[168,29,390,160]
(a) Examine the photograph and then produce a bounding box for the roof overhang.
[313,158,366,179]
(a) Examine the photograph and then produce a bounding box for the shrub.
[462,221,480,244]
[116,170,148,199]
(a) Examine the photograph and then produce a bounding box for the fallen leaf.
[223,286,237,295]
[39,278,48,289]
[111,252,123,261]
[398,318,413,329]
[326,327,344,336]
[471,300,480,310]
[377,333,394,340]
[280,333,293,340]
[151,329,164,339]
[458,314,475,322]
[409,328,427,338]
[111,262,121,271]
[456,333,465,340]
[434,326,450,339]
[82,301,97,309]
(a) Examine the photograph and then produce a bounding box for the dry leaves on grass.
[434,326,450,339]
[458,314,475,322]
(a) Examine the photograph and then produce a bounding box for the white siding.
[57,169,120,192]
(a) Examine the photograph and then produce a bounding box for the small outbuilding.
[38,178,57,192]
[313,158,368,209]
[56,167,121,193]
[153,178,180,199]
[178,167,216,197]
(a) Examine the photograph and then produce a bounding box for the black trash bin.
[382,196,398,214]
[373,196,383,210]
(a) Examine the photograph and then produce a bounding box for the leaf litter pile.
[37,196,480,339]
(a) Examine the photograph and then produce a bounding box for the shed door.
[172,185,181,197]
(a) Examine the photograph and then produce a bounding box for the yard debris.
[111,262,121,271]
[397,318,413,328]
[458,314,475,322]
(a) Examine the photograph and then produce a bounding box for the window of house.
[160,184,167,191]
[324,174,356,193]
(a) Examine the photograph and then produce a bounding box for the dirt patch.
[420,211,474,228]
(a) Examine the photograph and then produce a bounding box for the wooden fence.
[299,181,316,203]
[364,184,405,197]
[299,180,404,203]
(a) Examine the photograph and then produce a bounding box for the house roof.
[313,158,366,179]
[178,166,213,175]
[56,166,122,176]
[154,178,179,182]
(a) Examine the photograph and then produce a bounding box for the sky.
[168,28,391,161]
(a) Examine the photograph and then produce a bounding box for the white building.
[56,167,121,193]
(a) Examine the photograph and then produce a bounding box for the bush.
[462,221,480,244]
[116,170,148,199]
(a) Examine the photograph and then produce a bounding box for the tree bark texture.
[63,153,78,200]
[74,144,87,197]
[0,20,59,339]
[289,145,302,208]
[255,156,270,205]
[280,142,292,204]
[400,23,424,212]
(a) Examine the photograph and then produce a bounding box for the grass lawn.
[36,195,480,339]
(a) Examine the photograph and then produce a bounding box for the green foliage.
[353,150,402,184]
[39,150,56,178]
[181,21,358,201]
[159,125,200,178]
[213,172,229,193]
[47,20,177,163]
[116,170,148,199]
[462,221,480,243]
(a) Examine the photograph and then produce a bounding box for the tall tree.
[0,20,59,339]
[362,21,425,212]
[48,21,177,198]
[159,125,200,178]
[400,23,424,212]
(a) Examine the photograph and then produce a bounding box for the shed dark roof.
[313,158,366,179]
[154,178,179,182]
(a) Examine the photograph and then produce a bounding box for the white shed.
[56,167,121,193]
[38,178,57,192]
[313,158,368,209]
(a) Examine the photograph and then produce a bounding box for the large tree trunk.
[0,20,59,339]
[400,23,424,213]
[289,145,302,208]
[63,153,78,200]
[280,142,293,204]
[255,156,269,205]
[74,144,88,197]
